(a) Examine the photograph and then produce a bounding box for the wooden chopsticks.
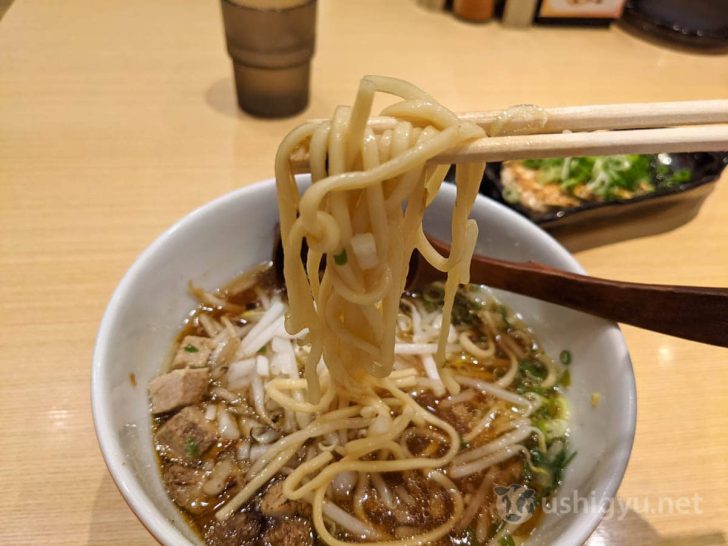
[290,99,728,171]
[436,124,728,164]
[449,100,727,134]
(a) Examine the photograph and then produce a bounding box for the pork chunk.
[171,335,215,369]
[149,367,209,414]
[205,511,262,546]
[263,517,313,546]
[164,464,207,514]
[258,480,306,517]
[156,406,217,461]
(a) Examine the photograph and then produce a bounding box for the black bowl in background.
[620,0,728,51]
[478,152,726,233]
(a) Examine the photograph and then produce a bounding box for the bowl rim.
[91,177,637,546]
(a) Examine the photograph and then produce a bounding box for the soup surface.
[149,265,572,545]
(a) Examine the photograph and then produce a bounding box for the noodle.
[275,75,485,394]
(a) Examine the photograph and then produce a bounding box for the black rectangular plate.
[476,152,727,230]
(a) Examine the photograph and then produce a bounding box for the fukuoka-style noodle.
[150,76,572,546]
[275,75,486,399]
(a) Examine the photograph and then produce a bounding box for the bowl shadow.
[87,473,157,545]
[586,505,727,546]
[548,190,709,253]
[204,77,244,120]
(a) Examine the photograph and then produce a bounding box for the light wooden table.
[1,1,727,544]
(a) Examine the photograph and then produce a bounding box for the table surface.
[2,1,727,544]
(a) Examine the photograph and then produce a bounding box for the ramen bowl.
[92,177,636,545]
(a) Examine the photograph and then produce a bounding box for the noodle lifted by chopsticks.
[275,75,486,400]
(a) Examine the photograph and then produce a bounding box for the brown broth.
[151,273,570,545]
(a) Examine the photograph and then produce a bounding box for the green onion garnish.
[500,535,516,546]
[334,249,348,266]
[184,437,199,458]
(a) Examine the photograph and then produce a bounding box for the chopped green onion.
[502,185,520,204]
[519,359,547,380]
[500,535,516,546]
[563,450,577,467]
[559,350,571,365]
[334,249,348,266]
[422,283,446,312]
[184,437,199,458]
[184,344,199,353]
[670,168,692,185]
[559,370,571,388]
[423,284,444,303]
[497,304,510,325]
[522,155,654,200]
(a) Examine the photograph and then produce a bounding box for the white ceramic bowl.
[92,177,636,546]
